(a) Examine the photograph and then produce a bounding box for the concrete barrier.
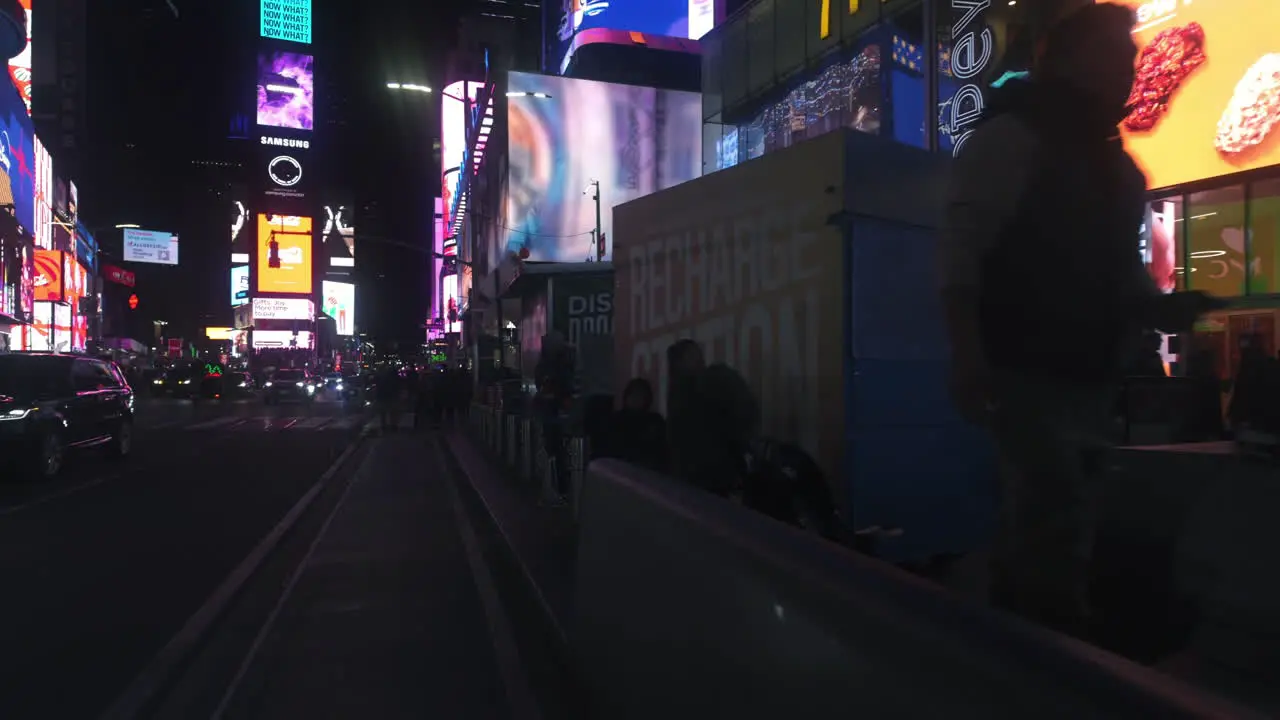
[570,460,1262,719]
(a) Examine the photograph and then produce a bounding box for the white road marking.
[0,474,119,517]
[291,417,331,430]
[185,416,244,430]
[100,437,367,720]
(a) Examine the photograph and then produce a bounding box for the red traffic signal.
[128,294,139,310]
[268,239,281,268]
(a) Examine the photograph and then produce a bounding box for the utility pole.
[589,179,601,262]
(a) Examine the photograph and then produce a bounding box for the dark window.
[0,357,71,400]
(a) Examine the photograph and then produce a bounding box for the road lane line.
[291,417,331,430]
[186,416,242,430]
[99,434,367,720]
[210,442,372,719]
[441,438,543,720]
[0,473,120,517]
[276,418,301,430]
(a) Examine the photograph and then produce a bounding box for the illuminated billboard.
[440,80,484,231]
[252,296,313,321]
[322,204,354,268]
[0,62,33,233]
[505,72,701,262]
[555,0,702,42]
[443,273,461,333]
[252,329,314,349]
[33,248,60,302]
[1109,0,1280,189]
[7,0,29,114]
[260,0,311,44]
[231,195,251,262]
[231,265,250,306]
[257,50,313,131]
[321,280,355,335]
[256,213,312,294]
[32,134,49,245]
[123,228,179,265]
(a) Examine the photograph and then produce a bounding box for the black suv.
[0,353,135,480]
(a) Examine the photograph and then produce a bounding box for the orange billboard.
[1111,0,1280,190]
[257,214,313,295]
[33,249,62,302]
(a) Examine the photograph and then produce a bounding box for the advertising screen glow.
[252,329,314,349]
[321,280,355,336]
[322,204,354,268]
[257,51,314,131]
[0,63,34,233]
[443,273,461,333]
[123,228,180,265]
[260,0,311,44]
[257,214,313,294]
[231,265,250,306]
[7,0,30,114]
[505,72,701,262]
[252,296,313,321]
[1108,0,1280,189]
[33,249,60,302]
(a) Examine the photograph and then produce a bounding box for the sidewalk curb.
[98,431,368,720]
[444,432,568,652]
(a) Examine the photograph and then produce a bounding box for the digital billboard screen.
[8,0,30,115]
[0,63,34,234]
[1110,0,1280,189]
[443,273,461,333]
[505,72,701,262]
[321,280,354,335]
[231,196,251,261]
[123,228,179,265]
[555,0,700,44]
[256,213,312,294]
[260,0,311,44]
[322,204,354,268]
[33,248,60,302]
[257,51,314,131]
[252,296,313,321]
[252,329,314,349]
[231,265,250,306]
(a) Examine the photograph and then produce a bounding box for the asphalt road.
[0,394,368,719]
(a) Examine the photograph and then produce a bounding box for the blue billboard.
[553,0,698,69]
[76,222,98,275]
[0,70,34,234]
[260,0,311,44]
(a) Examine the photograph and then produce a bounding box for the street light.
[387,82,432,93]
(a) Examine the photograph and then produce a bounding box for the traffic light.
[268,237,281,268]
[128,294,139,310]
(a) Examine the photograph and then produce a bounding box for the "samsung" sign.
[261,135,310,149]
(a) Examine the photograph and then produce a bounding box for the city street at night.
[0,397,370,718]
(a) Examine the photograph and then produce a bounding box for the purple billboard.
[256,50,313,131]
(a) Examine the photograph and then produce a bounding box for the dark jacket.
[973,79,1151,381]
[600,409,669,472]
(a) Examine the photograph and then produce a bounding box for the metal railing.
[468,402,588,518]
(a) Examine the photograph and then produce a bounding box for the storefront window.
[1186,185,1246,297]
[1145,194,1184,292]
[1248,178,1280,294]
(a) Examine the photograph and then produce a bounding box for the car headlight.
[336,383,343,390]
[295,381,304,387]
[1,407,32,420]
[180,379,191,385]
[153,380,162,385]
[264,381,273,387]
[238,382,248,387]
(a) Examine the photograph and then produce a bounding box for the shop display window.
[1186,185,1246,297]
[1248,178,1280,294]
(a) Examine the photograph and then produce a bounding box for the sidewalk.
[218,431,514,720]
[443,430,577,640]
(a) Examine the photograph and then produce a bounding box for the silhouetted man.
[939,4,1218,637]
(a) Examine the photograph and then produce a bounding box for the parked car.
[0,353,135,480]
[263,368,316,405]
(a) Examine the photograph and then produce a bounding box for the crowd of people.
[370,363,473,433]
